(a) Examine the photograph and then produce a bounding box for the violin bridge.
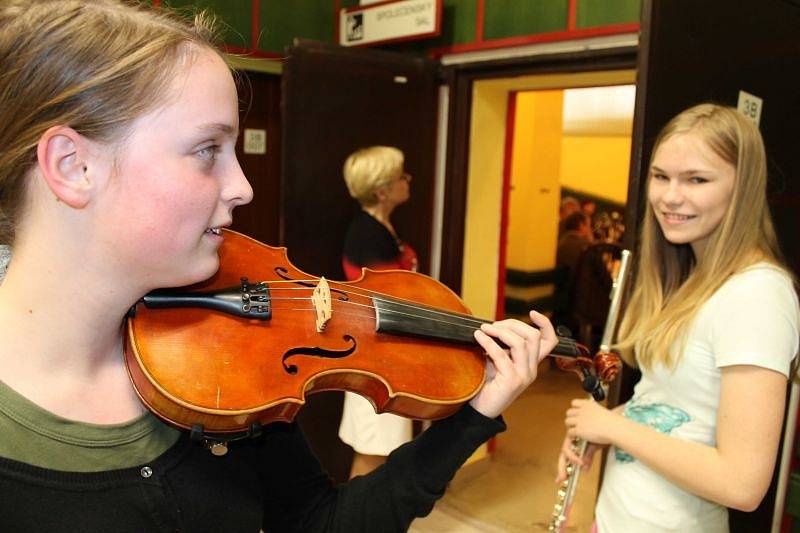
[311,276,332,332]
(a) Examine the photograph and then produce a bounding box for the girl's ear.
[36,126,100,209]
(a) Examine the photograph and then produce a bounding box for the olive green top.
[0,379,180,472]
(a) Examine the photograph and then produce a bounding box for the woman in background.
[558,103,799,532]
[341,146,417,279]
[339,146,417,477]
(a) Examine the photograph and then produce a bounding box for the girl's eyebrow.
[196,122,238,138]
[651,165,715,176]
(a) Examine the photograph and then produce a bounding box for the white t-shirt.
[596,263,800,533]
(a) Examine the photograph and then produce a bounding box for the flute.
[548,249,632,533]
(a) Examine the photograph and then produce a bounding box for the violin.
[125,230,595,441]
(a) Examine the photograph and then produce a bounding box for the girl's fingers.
[562,443,583,465]
[556,453,568,482]
[474,329,514,377]
[503,320,543,374]
[529,310,558,355]
[479,321,540,380]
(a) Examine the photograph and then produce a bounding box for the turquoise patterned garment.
[615,399,691,463]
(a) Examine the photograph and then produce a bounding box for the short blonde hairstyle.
[0,0,222,244]
[343,146,404,206]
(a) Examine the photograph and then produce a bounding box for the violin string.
[259,279,484,323]
[273,294,490,330]
[274,298,577,353]
[255,280,576,351]
[268,304,578,357]
[270,298,488,332]
[266,285,489,327]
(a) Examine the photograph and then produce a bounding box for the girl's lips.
[661,212,696,224]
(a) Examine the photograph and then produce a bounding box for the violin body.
[125,230,486,434]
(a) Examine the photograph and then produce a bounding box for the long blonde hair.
[617,103,786,370]
[0,0,221,245]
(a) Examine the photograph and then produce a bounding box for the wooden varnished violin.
[125,230,593,441]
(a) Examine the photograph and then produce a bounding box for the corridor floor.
[411,363,601,532]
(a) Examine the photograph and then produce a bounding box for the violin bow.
[548,249,632,533]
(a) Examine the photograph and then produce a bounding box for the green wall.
[260,0,336,51]
[484,1,568,40]
[164,0,253,47]
[161,0,640,56]
[577,0,641,28]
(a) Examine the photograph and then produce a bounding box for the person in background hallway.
[581,199,597,220]
[558,195,581,236]
[557,103,800,532]
[581,199,598,239]
[553,212,593,334]
[339,146,416,478]
[556,212,593,276]
[0,2,558,530]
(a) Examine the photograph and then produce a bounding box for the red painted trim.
[475,0,485,42]
[222,45,284,59]
[487,435,497,454]
[429,21,639,57]
[567,0,577,31]
[496,91,517,321]
[251,0,260,50]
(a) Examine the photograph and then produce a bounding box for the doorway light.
[562,85,635,136]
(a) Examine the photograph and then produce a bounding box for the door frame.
[439,46,638,295]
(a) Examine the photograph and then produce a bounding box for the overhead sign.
[339,0,441,47]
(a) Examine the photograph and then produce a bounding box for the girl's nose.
[224,159,254,208]
[662,180,684,205]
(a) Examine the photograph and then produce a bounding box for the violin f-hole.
[281,335,358,375]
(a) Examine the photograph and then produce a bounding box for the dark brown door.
[231,71,282,246]
[280,40,439,483]
[280,39,439,278]
[622,1,800,530]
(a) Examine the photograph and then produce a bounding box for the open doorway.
[427,71,635,532]
[458,70,635,323]
[502,84,634,353]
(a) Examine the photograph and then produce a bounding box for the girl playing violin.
[0,1,556,531]
[558,103,800,532]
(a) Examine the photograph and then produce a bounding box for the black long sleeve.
[0,405,505,532]
[261,404,505,532]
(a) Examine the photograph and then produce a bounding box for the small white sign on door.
[243,129,267,155]
[737,90,763,126]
